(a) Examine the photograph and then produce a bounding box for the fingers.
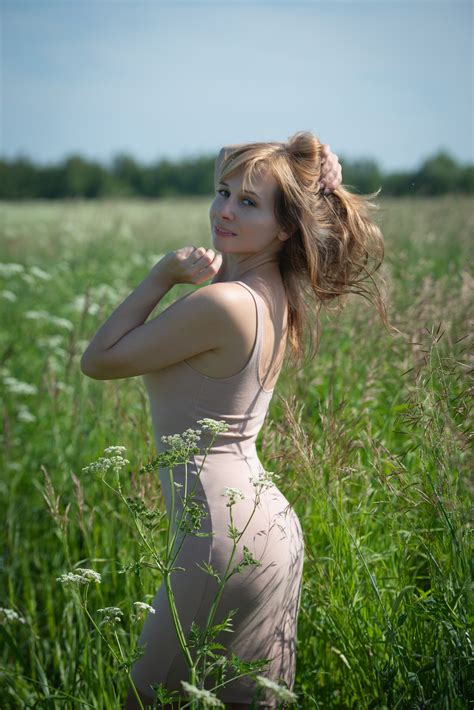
[319,145,342,193]
[191,247,217,266]
[191,247,222,280]
[320,164,342,190]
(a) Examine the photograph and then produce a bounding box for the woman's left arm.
[80,272,173,373]
[80,246,222,380]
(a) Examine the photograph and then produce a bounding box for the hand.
[318,144,343,194]
[150,245,223,287]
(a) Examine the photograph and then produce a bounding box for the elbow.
[80,352,119,380]
[80,353,102,379]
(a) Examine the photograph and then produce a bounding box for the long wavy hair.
[216,130,399,368]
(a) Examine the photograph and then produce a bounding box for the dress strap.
[234,281,274,393]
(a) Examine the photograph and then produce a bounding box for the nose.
[218,196,235,221]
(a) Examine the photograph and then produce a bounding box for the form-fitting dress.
[130,281,305,707]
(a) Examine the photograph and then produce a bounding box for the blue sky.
[1,0,472,173]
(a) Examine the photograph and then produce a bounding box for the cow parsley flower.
[50,315,74,332]
[0,607,27,624]
[0,289,17,302]
[161,428,201,449]
[24,309,50,321]
[70,294,100,315]
[255,676,298,702]
[82,448,130,475]
[222,486,245,507]
[56,568,102,586]
[0,262,24,277]
[29,266,52,281]
[103,446,127,456]
[196,418,229,435]
[248,468,280,491]
[2,376,38,396]
[133,602,156,614]
[17,405,36,423]
[97,606,123,625]
[180,681,224,708]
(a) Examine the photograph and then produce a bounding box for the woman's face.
[209,166,287,256]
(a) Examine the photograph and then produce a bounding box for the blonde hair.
[217,130,399,369]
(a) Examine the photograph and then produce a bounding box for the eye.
[217,188,255,207]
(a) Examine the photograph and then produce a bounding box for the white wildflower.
[181,428,202,445]
[180,681,224,708]
[0,607,27,624]
[222,486,245,507]
[56,567,102,586]
[21,273,37,286]
[76,568,102,582]
[17,405,36,423]
[24,309,50,321]
[23,310,74,331]
[160,433,183,448]
[0,263,25,277]
[69,294,99,315]
[0,289,17,302]
[103,445,127,456]
[37,335,64,349]
[29,266,52,281]
[2,376,38,396]
[197,418,229,435]
[255,676,298,703]
[161,428,201,450]
[248,468,280,492]
[56,572,86,586]
[133,601,156,614]
[82,450,130,475]
[82,458,113,475]
[50,315,74,332]
[92,284,120,302]
[107,455,130,469]
[97,606,123,624]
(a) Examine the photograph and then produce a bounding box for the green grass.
[0,195,472,708]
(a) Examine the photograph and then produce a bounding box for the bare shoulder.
[182,282,256,346]
[171,281,254,322]
[193,281,255,320]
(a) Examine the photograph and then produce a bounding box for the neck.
[213,251,280,283]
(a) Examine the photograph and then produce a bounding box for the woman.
[81,132,386,708]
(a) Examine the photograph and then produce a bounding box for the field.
[0,195,472,708]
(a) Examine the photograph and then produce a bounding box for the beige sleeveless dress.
[130,280,305,707]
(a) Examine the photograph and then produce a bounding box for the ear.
[277,229,292,242]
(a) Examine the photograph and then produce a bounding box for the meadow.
[0,194,472,708]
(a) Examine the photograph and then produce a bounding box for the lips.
[214,224,236,236]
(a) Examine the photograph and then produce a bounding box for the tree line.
[0,149,472,199]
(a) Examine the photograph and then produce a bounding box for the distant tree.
[60,155,109,198]
[380,171,418,197]
[338,157,383,195]
[414,151,462,195]
[457,165,474,193]
[0,148,471,199]
[0,156,38,198]
[37,164,66,198]
[111,153,143,195]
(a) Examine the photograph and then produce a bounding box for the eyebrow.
[219,181,261,199]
